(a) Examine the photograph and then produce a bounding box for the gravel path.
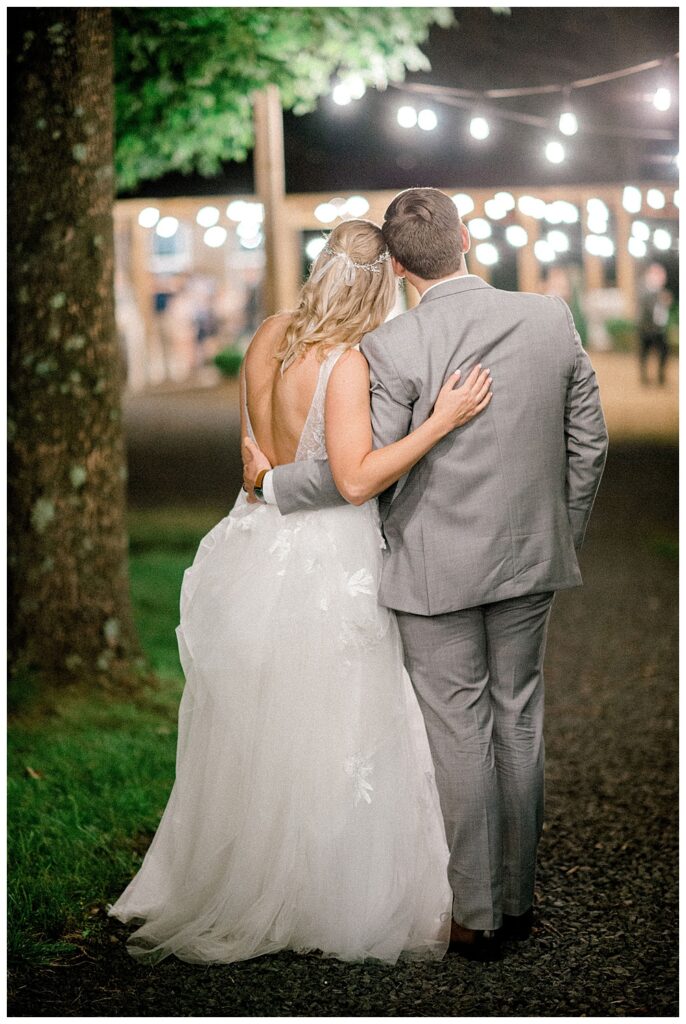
[8,442,677,1016]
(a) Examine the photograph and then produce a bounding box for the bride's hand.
[430,365,493,436]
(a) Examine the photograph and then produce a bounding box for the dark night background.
[122,7,679,200]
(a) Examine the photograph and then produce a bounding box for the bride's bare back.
[242,314,326,467]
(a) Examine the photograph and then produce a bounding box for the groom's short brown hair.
[382,187,463,280]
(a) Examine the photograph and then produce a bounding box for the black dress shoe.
[501,907,534,941]
[448,928,503,962]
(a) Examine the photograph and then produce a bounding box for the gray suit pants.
[395,590,554,931]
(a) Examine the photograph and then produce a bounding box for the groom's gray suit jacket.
[271,276,608,615]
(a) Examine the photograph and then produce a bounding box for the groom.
[243,187,608,960]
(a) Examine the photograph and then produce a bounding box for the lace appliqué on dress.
[344,753,375,806]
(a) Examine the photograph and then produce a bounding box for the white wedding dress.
[108,347,452,964]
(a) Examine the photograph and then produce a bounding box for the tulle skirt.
[108,491,451,964]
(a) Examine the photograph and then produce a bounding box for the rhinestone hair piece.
[321,242,391,273]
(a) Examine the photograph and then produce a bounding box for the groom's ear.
[390,256,406,278]
[460,222,471,256]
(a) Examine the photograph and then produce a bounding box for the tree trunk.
[8,9,143,691]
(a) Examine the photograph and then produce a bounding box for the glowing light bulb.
[306,237,326,260]
[647,189,666,210]
[628,237,647,258]
[632,221,650,241]
[156,216,179,238]
[138,206,160,228]
[518,195,546,219]
[467,218,491,240]
[452,193,475,216]
[494,192,515,211]
[653,87,671,112]
[653,229,672,250]
[622,187,642,214]
[484,199,507,220]
[417,109,438,131]
[559,111,578,136]
[545,141,565,164]
[345,195,369,217]
[505,225,528,247]
[534,240,555,262]
[547,230,569,253]
[332,82,352,106]
[584,235,614,258]
[314,203,338,224]
[203,226,227,248]
[397,106,417,128]
[470,117,490,140]
[475,242,498,266]
[196,206,220,228]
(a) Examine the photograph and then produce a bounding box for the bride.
[108,219,492,965]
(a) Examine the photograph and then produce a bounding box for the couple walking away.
[109,187,608,965]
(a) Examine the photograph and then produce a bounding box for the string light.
[156,216,179,238]
[306,237,326,260]
[467,218,492,239]
[452,193,475,216]
[470,117,490,140]
[518,196,546,219]
[227,201,263,222]
[547,230,570,252]
[494,192,516,210]
[475,242,498,265]
[138,206,160,228]
[647,188,666,209]
[559,110,578,136]
[345,195,370,217]
[653,228,672,250]
[314,202,338,223]
[397,106,418,128]
[653,87,671,111]
[632,220,650,241]
[622,187,642,213]
[332,75,366,106]
[534,240,556,262]
[584,235,614,257]
[196,206,220,227]
[628,237,647,258]
[203,226,227,248]
[505,225,528,247]
[417,108,438,131]
[484,198,508,220]
[545,141,565,164]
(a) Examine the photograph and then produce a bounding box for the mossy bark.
[8,9,144,689]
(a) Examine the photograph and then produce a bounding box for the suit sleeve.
[360,328,416,515]
[558,298,609,550]
[270,458,347,516]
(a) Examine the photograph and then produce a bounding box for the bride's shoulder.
[328,348,369,397]
[245,313,292,363]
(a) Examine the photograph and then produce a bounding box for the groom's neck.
[406,261,471,297]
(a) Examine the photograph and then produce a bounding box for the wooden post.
[516,216,540,293]
[253,86,291,315]
[615,204,637,319]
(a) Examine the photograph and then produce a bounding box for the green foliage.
[8,506,223,964]
[214,346,244,378]
[114,7,454,189]
[605,318,638,352]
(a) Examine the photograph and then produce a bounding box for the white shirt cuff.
[262,469,277,505]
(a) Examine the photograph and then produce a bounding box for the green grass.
[8,506,225,965]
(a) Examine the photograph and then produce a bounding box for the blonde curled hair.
[276,219,397,372]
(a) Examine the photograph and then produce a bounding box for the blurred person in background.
[638,262,673,387]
